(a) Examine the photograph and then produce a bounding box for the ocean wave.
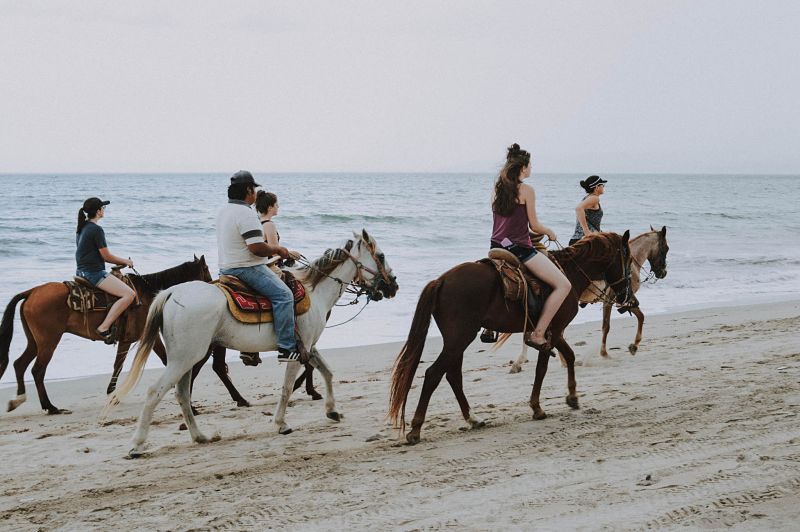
[699,212,751,220]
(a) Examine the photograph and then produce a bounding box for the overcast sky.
[1,1,798,174]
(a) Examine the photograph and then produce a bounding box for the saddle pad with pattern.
[478,257,543,302]
[63,276,140,312]
[215,279,311,324]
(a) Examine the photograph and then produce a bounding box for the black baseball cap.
[82,197,110,212]
[584,175,608,188]
[230,170,261,187]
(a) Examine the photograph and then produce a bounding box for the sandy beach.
[1,300,799,530]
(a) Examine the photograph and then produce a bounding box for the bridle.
[552,237,634,309]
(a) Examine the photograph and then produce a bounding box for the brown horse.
[0,256,248,414]
[389,231,634,444]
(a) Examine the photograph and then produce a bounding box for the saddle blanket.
[215,279,311,324]
[478,257,543,302]
[63,275,140,313]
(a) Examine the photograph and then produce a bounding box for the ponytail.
[76,208,87,234]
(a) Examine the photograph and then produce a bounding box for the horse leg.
[509,343,528,374]
[129,359,194,457]
[304,363,323,401]
[308,348,338,420]
[553,335,579,410]
[628,307,645,355]
[600,302,612,358]
[274,361,303,435]
[407,355,449,445]
[174,370,213,444]
[445,352,485,429]
[107,341,131,395]
[209,344,250,407]
[8,342,37,412]
[529,349,552,420]
[30,333,69,414]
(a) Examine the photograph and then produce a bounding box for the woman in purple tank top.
[490,144,571,350]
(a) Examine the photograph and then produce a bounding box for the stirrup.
[239,352,262,366]
[97,326,117,345]
[277,349,302,363]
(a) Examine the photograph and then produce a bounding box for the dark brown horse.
[0,256,249,414]
[389,231,634,444]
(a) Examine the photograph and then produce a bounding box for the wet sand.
[1,300,799,530]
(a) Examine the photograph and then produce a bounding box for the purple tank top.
[492,203,532,247]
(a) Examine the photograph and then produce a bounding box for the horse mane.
[295,240,355,289]
[130,260,201,296]
[551,232,621,267]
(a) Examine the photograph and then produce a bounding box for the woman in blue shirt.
[75,197,135,344]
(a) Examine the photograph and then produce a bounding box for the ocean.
[1,172,798,385]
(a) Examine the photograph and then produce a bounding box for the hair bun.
[579,178,588,188]
[507,143,523,160]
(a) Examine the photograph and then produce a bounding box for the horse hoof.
[566,396,580,410]
[127,449,145,459]
[509,365,522,374]
[195,433,218,444]
[179,423,188,431]
[532,410,547,420]
[310,392,323,401]
[628,344,638,355]
[236,400,251,408]
[469,419,487,429]
[7,400,21,412]
[279,426,293,435]
[406,432,421,445]
[47,408,72,415]
[191,406,201,416]
[327,411,342,422]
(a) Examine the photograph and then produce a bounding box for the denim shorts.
[490,241,538,263]
[76,269,109,286]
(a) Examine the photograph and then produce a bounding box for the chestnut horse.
[389,231,633,444]
[0,256,248,414]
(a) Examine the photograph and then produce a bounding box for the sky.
[1,1,799,174]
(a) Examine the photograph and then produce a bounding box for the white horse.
[103,230,397,457]
[508,226,668,372]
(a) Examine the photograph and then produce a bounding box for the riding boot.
[239,352,262,366]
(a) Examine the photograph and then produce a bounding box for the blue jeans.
[220,265,296,351]
[76,269,109,286]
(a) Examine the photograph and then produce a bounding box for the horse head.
[350,229,398,301]
[604,230,637,308]
[647,225,669,279]
[192,254,213,282]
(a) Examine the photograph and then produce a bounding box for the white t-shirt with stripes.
[215,200,268,270]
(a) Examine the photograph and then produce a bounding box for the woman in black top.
[75,197,135,344]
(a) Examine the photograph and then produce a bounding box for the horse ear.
[352,230,361,241]
[661,225,667,236]
[194,254,198,261]
[362,228,370,242]
[650,225,655,232]
[622,229,630,244]
[199,255,206,264]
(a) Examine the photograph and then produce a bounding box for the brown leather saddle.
[480,248,544,302]
[63,270,140,313]
[215,271,311,324]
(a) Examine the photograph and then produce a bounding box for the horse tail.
[101,290,171,418]
[388,278,440,432]
[0,289,33,379]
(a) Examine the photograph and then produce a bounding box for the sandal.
[97,326,117,345]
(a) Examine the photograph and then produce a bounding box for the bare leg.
[600,302,612,357]
[628,307,645,355]
[96,275,135,334]
[523,253,571,346]
[107,341,131,395]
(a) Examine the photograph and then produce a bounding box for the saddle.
[64,271,141,313]
[481,249,544,302]
[215,271,311,324]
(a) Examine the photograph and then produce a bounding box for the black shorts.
[490,241,538,263]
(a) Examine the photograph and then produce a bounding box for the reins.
[549,237,632,308]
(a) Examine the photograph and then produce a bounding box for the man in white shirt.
[216,171,301,362]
